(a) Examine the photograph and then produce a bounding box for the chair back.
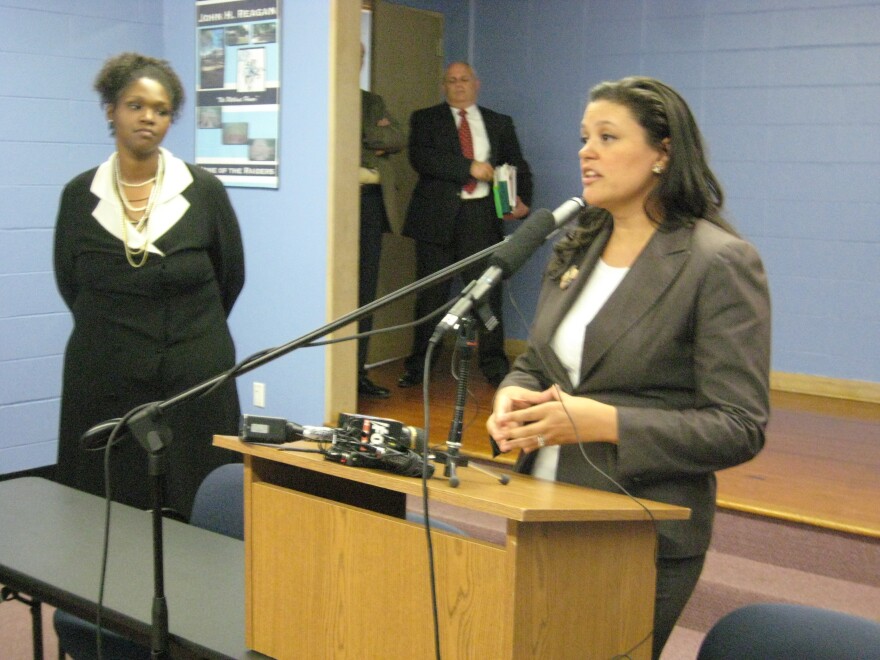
[697,603,880,659]
[189,463,245,540]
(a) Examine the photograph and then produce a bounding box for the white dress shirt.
[450,103,491,199]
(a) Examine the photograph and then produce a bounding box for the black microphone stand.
[432,316,509,488]
[127,404,172,659]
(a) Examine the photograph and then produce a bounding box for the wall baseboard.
[505,340,880,404]
[770,372,880,404]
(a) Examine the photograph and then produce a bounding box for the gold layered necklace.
[112,151,165,268]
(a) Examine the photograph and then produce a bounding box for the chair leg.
[30,599,43,660]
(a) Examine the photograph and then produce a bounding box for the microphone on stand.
[430,196,585,342]
[494,196,586,276]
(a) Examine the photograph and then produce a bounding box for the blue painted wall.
[162,0,332,439]
[0,0,333,474]
[2,0,879,474]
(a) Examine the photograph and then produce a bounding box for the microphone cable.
[419,339,443,660]
[93,402,153,660]
[300,299,456,348]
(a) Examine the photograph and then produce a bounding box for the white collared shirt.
[90,147,193,256]
[450,103,491,199]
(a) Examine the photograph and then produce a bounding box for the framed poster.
[195,0,280,189]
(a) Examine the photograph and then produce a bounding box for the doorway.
[361,0,444,372]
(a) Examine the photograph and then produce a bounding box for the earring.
[652,164,664,175]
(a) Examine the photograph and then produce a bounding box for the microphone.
[431,196,585,341]
[330,413,433,478]
[239,413,434,478]
[492,196,585,277]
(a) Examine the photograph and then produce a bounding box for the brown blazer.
[504,219,771,558]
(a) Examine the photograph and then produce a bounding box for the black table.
[0,477,267,659]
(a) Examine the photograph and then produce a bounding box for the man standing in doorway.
[398,61,533,389]
[359,43,405,398]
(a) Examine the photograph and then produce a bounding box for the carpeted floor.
[663,509,880,658]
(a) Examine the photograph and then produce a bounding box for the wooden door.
[363,0,444,369]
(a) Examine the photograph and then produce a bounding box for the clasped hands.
[469,160,495,182]
[487,385,619,454]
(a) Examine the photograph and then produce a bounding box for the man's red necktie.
[458,109,477,193]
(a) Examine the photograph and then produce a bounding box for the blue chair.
[697,603,880,660]
[186,463,245,541]
[54,463,245,659]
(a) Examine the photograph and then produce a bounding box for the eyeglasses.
[444,77,472,84]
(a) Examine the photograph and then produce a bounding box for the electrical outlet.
[253,382,266,408]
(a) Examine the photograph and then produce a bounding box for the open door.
[364,0,444,369]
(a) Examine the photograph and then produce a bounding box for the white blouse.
[532,258,630,481]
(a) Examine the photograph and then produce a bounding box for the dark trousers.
[359,185,387,375]
[405,196,509,376]
[653,554,706,659]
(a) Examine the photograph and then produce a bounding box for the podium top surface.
[215,435,690,524]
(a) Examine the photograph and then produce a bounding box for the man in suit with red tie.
[398,61,534,389]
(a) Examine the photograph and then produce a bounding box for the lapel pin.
[560,266,579,290]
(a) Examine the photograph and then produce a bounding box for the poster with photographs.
[195,0,280,189]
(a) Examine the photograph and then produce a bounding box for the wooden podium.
[215,436,689,659]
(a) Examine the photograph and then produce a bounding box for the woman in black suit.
[54,53,245,520]
[487,77,771,659]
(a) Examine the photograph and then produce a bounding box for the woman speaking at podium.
[53,53,245,520]
[487,76,771,659]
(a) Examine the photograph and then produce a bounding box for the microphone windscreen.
[489,209,556,278]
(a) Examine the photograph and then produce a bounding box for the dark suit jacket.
[402,102,533,246]
[504,219,771,559]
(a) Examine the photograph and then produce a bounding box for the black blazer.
[505,219,772,558]
[402,102,533,246]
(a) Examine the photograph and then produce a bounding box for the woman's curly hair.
[94,52,185,122]
[547,76,736,280]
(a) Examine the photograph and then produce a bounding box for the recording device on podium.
[240,412,433,478]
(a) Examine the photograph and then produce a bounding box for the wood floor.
[359,361,880,539]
